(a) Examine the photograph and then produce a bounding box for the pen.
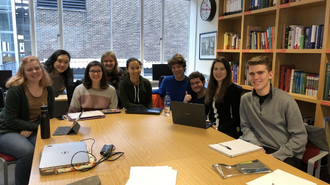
[217,143,232,150]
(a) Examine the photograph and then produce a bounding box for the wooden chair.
[0,153,17,185]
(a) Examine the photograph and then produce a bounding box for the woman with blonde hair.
[100,51,126,90]
[0,56,55,185]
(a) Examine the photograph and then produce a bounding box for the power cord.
[70,138,124,172]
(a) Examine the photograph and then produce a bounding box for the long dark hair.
[83,61,109,89]
[44,49,73,88]
[205,56,232,104]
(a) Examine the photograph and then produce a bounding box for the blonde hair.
[6,56,52,88]
[100,51,119,74]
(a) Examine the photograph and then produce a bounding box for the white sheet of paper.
[246,169,317,185]
[126,166,177,185]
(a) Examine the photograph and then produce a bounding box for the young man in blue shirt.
[183,71,206,104]
[152,54,193,102]
[240,55,307,169]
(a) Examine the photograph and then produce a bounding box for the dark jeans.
[0,132,37,185]
[264,146,302,170]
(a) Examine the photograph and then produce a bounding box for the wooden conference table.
[29,112,328,185]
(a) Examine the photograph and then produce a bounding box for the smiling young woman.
[68,61,118,113]
[119,57,152,109]
[205,56,242,139]
[0,56,55,185]
[44,50,73,97]
[100,51,126,91]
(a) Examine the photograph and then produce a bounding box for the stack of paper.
[209,139,262,157]
[126,166,177,185]
[247,169,316,185]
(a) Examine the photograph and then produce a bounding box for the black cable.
[70,138,124,172]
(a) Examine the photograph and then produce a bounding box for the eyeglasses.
[89,70,102,74]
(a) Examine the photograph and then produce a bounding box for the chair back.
[152,94,164,108]
[302,141,321,169]
[159,76,166,87]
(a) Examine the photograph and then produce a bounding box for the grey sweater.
[239,86,307,161]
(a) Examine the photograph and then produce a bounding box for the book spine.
[294,26,300,49]
[302,72,307,95]
[300,72,307,94]
[319,25,324,49]
[291,26,296,49]
[265,31,269,49]
[304,27,309,49]
[299,27,305,49]
[292,72,297,93]
[324,63,330,100]
[310,25,317,49]
[285,68,293,92]
[315,25,320,49]
[306,74,310,96]
[295,72,301,93]
[282,24,286,49]
[288,29,292,49]
[315,75,319,97]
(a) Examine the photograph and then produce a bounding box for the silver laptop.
[171,101,213,129]
[39,141,89,171]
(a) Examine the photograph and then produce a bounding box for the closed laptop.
[125,107,163,115]
[171,101,213,129]
[39,141,89,171]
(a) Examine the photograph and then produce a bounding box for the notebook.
[39,141,89,171]
[125,107,163,115]
[209,139,262,157]
[171,101,213,129]
[67,110,105,121]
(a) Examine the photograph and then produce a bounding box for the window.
[1,0,191,80]
[37,0,86,11]
[0,0,31,74]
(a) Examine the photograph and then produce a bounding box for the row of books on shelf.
[224,32,241,50]
[279,65,318,97]
[222,0,243,15]
[281,24,324,49]
[323,63,330,101]
[249,0,276,11]
[246,26,275,50]
[230,61,239,83]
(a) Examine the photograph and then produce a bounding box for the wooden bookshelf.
[216,0,330,127]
